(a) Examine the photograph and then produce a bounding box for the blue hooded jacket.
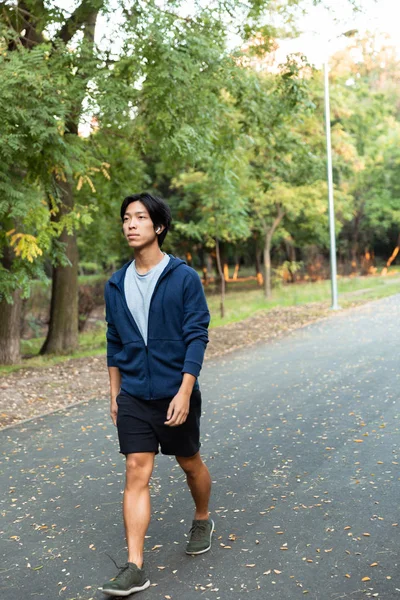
[104,255,210,400]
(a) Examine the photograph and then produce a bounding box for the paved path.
[1,296,399,600]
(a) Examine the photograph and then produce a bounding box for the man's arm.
[166,271,210,427]
[109,366,121,426]
[104,282,123,425]
[181,270,210,377]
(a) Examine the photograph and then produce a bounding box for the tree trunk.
[40,5,100,355]
[215,238,225,318]
[255,243,263,286]
[199,247,210,285]
[41,180,79,355]
[255,246,261,274]
[351,201,364,274]
[284,237,297,282]
[259,206,285,298]
[263,235,272,298]
[232,262,240,280]
[223,263,229,281]
[0,291,22,365]
[382,233,400,276]
[351,241,358,274]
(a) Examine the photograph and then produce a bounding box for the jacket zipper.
[145,346,151,400]
[111,260,174,400]
[145,264,173,400]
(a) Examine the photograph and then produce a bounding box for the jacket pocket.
[113,342,147,381]
[148,340,186,398]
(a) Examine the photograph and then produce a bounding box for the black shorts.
[116,389,202,457]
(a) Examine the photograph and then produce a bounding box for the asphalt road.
[1,295,399,600]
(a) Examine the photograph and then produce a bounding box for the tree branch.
[266,205,285,244]
[55,0,103,44]
[2,1,46,48]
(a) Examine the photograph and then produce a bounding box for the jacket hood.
[108,254,186,291]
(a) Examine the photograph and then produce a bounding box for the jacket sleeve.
[104,282,123,368]
[181,270,210,378]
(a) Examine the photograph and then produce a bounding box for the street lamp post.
[324,29,358,310]
[323,60,340,310]
[323,30,357,310]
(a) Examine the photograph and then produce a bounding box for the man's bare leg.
[123,452,155,567]
[176,452,211,519]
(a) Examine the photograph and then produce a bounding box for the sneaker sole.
[185,519,215,555]
[101,579,150,596]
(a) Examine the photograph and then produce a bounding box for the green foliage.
[319,38,400,258]
[0,16,112,300]
[1,0,397,310]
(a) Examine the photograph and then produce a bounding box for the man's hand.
[165,391,190,427]
[110,398,118,426]
[108,367,121,426]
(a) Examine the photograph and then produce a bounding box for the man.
[101,193,213,597]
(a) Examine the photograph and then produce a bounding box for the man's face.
[122,201,158,250]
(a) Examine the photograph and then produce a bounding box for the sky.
[275,0,400,67]
[57,0,400,66]
[52,0,400,136]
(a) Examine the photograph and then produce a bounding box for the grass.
[1,269,399,375]
[0,325,107,375]
[206,269,400,328]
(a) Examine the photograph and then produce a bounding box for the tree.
[172,124,251,318]
[323,36,400,269]
[0,0,365,363]
[0,1,104,359]
[0,36,94,362]
[233,54,326,296]
[0,0,270,360]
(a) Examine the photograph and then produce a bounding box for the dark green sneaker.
[101,562,150,597]
[186,518,214,555]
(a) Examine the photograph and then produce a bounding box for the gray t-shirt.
[124,254,170,345]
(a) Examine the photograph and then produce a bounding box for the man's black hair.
[120,192,172,248]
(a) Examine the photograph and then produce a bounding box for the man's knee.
[125,452,154,486]
[176,452,203,477]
